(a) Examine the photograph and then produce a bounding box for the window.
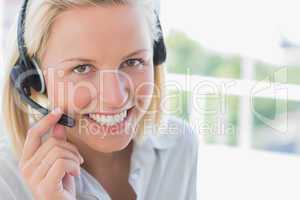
[162,0,300,154]
[161,1,300,199]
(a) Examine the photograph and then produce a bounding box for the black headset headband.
[10,0,167,128]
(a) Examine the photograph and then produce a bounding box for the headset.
[9,0,167,128]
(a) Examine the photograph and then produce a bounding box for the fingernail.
[52,107,62,115]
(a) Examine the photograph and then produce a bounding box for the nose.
[95,70,129,109]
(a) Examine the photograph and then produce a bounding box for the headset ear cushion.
[153,36,167,66]
[31,58,46,94]
[10,64,24,92]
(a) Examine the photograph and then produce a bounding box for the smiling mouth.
[82,106,135,126]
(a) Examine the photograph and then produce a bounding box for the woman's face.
[40,5,155,152]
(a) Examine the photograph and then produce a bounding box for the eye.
[122,58,146,68]
[72,64,93,74]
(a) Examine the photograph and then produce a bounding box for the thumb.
[51,124,67,140]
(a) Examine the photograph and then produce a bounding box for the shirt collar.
[75,115,181,199]
[136,115,181,150]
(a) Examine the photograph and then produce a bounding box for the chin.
[83,132,133,153]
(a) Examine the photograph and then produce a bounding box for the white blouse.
[0,115,199,200]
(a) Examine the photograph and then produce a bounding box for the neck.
[67,136,133,177]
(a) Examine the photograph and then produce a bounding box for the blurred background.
[1,0,300,199]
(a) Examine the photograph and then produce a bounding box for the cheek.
[46,76,93,113]
[71,86,93,110]
[45,73,67,108]
[133,69,155,111]
[136,84,154,110]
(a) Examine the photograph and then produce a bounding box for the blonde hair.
[2,0,166,159]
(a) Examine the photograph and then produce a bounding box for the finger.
[43,159,80,189]
[21,108,63,163]
[23,137,83,173]
[51,124,67,141]
[31,146,83,185]
[62,173,75,194]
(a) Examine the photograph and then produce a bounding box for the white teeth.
[88,110,127,125]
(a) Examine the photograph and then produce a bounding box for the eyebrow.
[59,48,150,64]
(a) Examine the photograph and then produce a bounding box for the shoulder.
[145,116,199,198]
[157,115,199,153]
[167,115,199,152]
[0,136,19,176]
[0,136,32,199]
[147,116,199,170]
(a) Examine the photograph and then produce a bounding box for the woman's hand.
[18,108,84,200]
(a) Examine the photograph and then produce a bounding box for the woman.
[0,0,199,199]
